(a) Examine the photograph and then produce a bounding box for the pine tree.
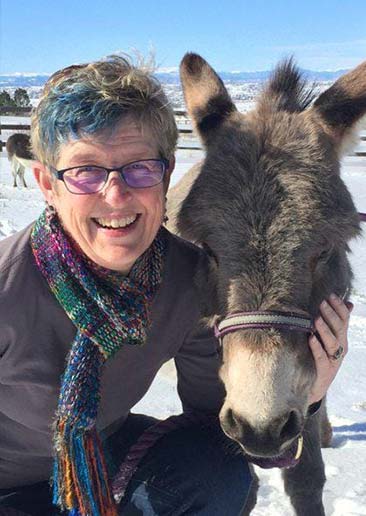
[0,90,16,107]
[14,88,31,107]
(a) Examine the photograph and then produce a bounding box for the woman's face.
[34,120,173,273]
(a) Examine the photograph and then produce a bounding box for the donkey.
[6,133,34,187]
[167,54,365,515]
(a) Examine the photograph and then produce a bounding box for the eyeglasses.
[50,158,169,194]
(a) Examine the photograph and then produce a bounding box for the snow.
[0,151,365,515]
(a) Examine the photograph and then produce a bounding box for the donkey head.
[177,53,365,463]
[6,133,33,160]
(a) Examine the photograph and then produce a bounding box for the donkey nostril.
[223,408,237,430]
[279,410,302,443]
[221,408,243,439]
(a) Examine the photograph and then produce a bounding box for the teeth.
[95,215,137,228]
[294,435,304,460]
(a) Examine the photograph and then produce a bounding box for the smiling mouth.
[245,435,304,469]
[93,214,140,229]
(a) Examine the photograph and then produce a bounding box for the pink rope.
[112,412,216,504]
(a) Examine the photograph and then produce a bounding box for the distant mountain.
[218,68,349,82]
[0,74,50,88]
[157,68,349,84]
[0,68,349,88]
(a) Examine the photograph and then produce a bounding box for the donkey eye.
[318,248,332,262]
[310,247,333,272]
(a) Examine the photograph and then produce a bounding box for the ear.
[163,156,175,195]
[311,60,366,148]
[180,53,237,145]
[32,161,56,205]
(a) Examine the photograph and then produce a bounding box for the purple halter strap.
[214,310,314,340]
[359,212,366,222]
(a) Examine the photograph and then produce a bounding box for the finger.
[319,299,345,335]
[309,334,328,369]
[315,314,337,343]
[314,316,347,356]
[328,294,352,323]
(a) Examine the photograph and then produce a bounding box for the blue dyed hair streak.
[30,54,178,167]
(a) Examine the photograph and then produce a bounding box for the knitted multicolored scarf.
[30,207,166,516]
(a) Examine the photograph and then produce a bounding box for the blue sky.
[1,0,365,74]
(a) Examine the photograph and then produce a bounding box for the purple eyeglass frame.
[50,158,169,194]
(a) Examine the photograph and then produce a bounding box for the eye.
[127,162,147,170]
[317,247,333,263]
[310,246,333,271]
[69,166,104,177]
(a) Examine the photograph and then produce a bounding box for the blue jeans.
[0,414,252,515]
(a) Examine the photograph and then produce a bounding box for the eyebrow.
[66,154,100,165]
[64,154,161,169]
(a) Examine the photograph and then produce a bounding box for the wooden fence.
[0,106,32,116]
[0,107,201,152]
[1,107,366,155]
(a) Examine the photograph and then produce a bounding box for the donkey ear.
[311,60,366,146]
[180,53,237,144]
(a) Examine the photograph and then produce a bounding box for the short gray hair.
[31,54,178,166]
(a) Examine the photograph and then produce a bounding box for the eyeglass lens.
[63,160,166,194]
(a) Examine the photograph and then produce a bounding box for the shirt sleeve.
[174,322,226,415]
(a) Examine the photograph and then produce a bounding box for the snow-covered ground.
[0,151,365,515]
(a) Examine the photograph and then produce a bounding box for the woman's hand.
[308,294,353,405]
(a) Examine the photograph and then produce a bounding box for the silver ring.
[330,345,344,361]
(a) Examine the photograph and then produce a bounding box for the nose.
[103,171,132,200]
[220,407,303,456]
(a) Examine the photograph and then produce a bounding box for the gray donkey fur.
[167,54,365,515]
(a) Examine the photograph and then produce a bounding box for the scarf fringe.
[53,422,117,516]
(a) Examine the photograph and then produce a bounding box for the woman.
[0,55,351,516]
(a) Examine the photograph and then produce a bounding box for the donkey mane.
[261,58,316,113]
